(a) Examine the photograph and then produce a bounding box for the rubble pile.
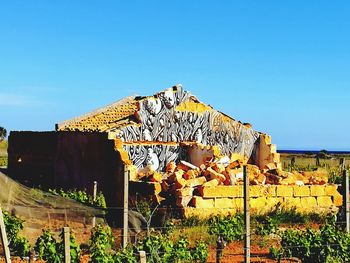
[128,147,330,209]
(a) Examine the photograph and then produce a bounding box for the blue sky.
[0,1,349,150]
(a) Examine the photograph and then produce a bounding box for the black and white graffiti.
[117,86,260,170]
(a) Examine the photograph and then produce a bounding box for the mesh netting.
[0,171,105,241]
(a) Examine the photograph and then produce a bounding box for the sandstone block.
[310,185,325,196]
[174,177,187,189]
[192,196,214,208]
[283,197,301,208]
[293,186,310,197]
[203,179,219,187]
[276,185,293,197]
[332,193,343,206]
[176,187,193,197]
[176,196,192,207]
[183,169,199,180]
[235,198,244,210]
[266,197,283,209]
[325,185,339,196]
[249,185,264,197]
[317,196,333,207]
[266,185,277,196]
[187,176,207,187]
[199,186,243,198]
[150,172,163,182]
[215,198,235,208]
[206,167,226,182]
[250,197,267,209]
[300,197,317,208]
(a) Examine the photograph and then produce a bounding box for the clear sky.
[0,1,349,150]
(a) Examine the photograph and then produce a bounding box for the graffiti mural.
[116,86,260,170]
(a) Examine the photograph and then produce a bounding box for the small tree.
[0,126,7,141]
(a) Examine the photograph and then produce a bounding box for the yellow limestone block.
[183,169,199,180]
[200,186,243,198]
[325,185,339,196]
[265,185,277,197]
[265,197,283,210]
[176,187,193,197]
[150,172,163,182]
[215,198,236,209]
[176,196,192,207]
[263,134,271,145]
[235,198,244,210]
[300,197,317,208]
[310,185,325,196]
[250,197,267,209]
[174,177,187,189]
[283,197,301,208]
[317,196,333,207]
[192,196,214,208]
[187,176,207,187]
[249,186,264,197]
[272,153,281,163]
[293,186,311,197]
[332,193,343,206]
[269,144,277,153]
[166,161,177,174]
[203,179,220,187]
[276,185,294,197]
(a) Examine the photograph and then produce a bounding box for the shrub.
[89,224,115,262]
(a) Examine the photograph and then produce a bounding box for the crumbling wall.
[112,86,261,171]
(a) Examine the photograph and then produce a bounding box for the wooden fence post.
[139,250,146,263]
[123,167,129,248]
[63,227,71,263]
[0,207,11,263]
[243,165,250,263]
[343,170,350,233]
[92,181,97,227]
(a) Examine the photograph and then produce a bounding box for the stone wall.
[180,184,343,218]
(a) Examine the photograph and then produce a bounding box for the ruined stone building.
[8,85,342,218]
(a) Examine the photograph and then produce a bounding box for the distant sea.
[278,150,350,155]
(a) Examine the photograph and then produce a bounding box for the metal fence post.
[243,165,250,263]
[92,181,97,227]
[63,227,71,263]
[343,170,350,233]
[0,206,11,263]
[123,167,129,248]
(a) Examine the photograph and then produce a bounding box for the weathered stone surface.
[176,187,193,197]
[276,185,293,197]
[332,193,343,206]
[265,185,277,196]
[187,176,207,187]
[250,197,267,209]
[191,196,214,208]
[300,197,317,208]
[265,197,283,210]
[325,185,339,196]
[249,185,264,197]
[202,179,219,187]
[174,177,187,189]
[310,185,325,196]
[317,196,333,207]
[199,186,243,198]
[182,207,237,218]
[293,186,310,197]
[176,196,193,207]
[215,198,235,208]
[284,197,301,208]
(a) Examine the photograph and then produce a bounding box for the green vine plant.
[2,211,30,258]
[49,188,107,208]
[35,229,81,263]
